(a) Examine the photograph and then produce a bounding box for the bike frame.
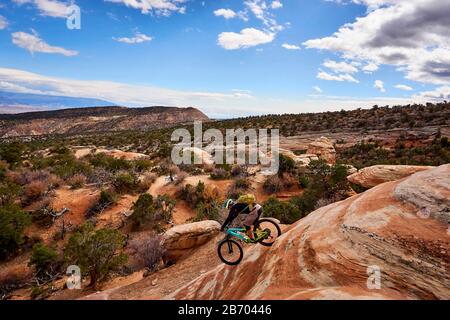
[225,227,247,241]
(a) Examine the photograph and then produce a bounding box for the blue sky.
[0,0,449,117]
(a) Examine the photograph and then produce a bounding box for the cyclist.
[221,195,263,242]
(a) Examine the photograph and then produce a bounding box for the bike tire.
[256,218,282,247]
[217,239,244,265]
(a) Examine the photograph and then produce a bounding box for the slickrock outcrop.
[348,165,434,188]
[280,149,319,166]
[162,220,221,261]
[170,165,450,300]
[307,136,336,164]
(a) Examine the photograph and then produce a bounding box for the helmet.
[222,199,235,209]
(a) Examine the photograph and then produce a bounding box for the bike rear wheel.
[256,218,282,247]
[217,239,243,265]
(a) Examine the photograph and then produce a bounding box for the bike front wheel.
[217,239,243,265]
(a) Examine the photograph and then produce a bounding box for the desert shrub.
[30,284,51,300]
[64,223,127,288]
[0,203,32,260]
[133,159,153,172]
[210,167,230,180]
[130,194,155,229]
[138,172,157,191]
[86,167,113,185]
[31,198,54,227]
[86,189,118,218]
[0,141,25,167]
[227,178,251,199]
[278,154,296,175]
[67,173,87,189]
[194,200,220,221]
[193,185,221,222]
[174,171,188,185]
[263,175,284,194]
[24,181,47,203]
[28,243,59,279]
[262,197,302,224]
[129,235,165,272]
[0,180,22,206]
[230,165,245,177]
[113,172,140,194]
[0,160,8,180]
[154,194,176,223]
[88,153,132,172]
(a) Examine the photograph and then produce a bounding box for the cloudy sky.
[0,0,449,117]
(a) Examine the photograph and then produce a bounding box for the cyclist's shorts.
[243,204,262,227]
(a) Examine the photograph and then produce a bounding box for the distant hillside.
[206,102,450,135]
[0,106,209,137]
[0,91,114,111]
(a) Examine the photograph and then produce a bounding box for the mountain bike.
[217,218,282,265]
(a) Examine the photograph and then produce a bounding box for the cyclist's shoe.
[244,236,257,243]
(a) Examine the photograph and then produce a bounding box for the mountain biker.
[221,195,263,241]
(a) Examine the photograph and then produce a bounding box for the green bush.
[88,153,132,172]
[28,243,59,278]
[86,189,118,218]
[113,172,140,194]
[262,197,302,224]
[0,141,25,167]
[278,154,296,175]
[131,194,156,228]
[210,167,230,180]
[0,203,32,260]
[64,223,127,288]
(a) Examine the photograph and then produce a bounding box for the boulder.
[348,165,434,188]
[307,137,336,164]
[162,220,221,261]
[170,165,450,300]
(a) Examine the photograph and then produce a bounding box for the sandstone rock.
[348,165,434,188]
[344,164,358,175]
[170,165,450,300]
[182,147,214,166]
[162,220,221,261]
[306,137,336,164]
[280,149,319,166]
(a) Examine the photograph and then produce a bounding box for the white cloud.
[323,60,358,74]
[271,1,283,9]
[12,31,78,56]
[317,71,359,83]
[395,84,413,91]
[303,0,450,85]
[0,15,8,29]
[113,33,152,44]
[313,86,323,93]
[218,28,275,50]
[214,8,237,19]
[12,0,71,18]
[374,80,385,92]
[244,0,282,31]
[282,43,300,50]
[362,62,379,73]
[413,86,450,100]
[2,67,438,118]
[104,0,186,16]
